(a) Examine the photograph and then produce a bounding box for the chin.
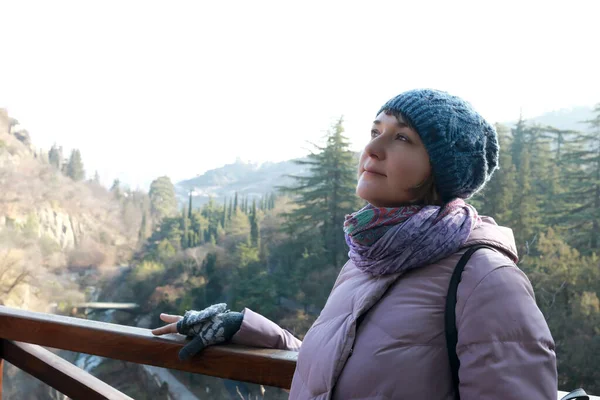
[356,186,382,206]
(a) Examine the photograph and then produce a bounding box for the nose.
[363,134,386,161]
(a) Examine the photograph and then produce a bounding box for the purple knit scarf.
[344,199,480,276]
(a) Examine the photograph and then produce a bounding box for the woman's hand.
[151,313,183,336]
[150,304,244,360]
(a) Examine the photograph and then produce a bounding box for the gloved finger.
[178,335,206,361]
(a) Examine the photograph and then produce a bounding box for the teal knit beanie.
[377,89,499,202]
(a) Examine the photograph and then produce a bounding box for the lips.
[363,167,386,177]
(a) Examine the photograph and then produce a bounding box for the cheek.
[389,151,430,187]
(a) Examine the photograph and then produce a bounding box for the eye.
[370,129,380,138]
[395,133,409,142]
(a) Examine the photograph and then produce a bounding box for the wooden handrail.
[0,306,297,389]
[1,340,133,400]
[0,306,597,400]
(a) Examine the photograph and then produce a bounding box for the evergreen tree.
[503,118,541,256]
[511,139,540,256]
[269,192,276,210]
[48,145,62,169]
[233,192,239,213]
[181,206,190,248]
[188,191,193,219]
[250,199,260,247]
[227,198,233,221]
[279,117,361,267]
[66,149,85,181]
[189,211,204,246]
[201,197,222,244]
[221,200,226,228]
[93,170,101,184]
[555,104,600,252]
[203,253,223,303]
[149,176,178,221]
[477,124,517,224]
[110,179,122,200]
[138,212,148,244]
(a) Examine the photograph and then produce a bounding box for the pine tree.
[233,192,239,213]
[536,125,579,231]
[476,124,517,224]
[93,171,101,184]
[188,191,193,219]
[555,104,600,252]
[149,176,178,221]
[48,145,62,169]
[279,117,361,266]
[66,149,85,181]
[250,199,260,247]
[110,179,122,200]
[511,135,541,256]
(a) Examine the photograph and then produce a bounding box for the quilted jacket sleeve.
[230,308,302,351]
[456,264,558,399]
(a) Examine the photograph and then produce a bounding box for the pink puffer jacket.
[232,217,557,399]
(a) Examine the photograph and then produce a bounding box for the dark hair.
[411,174,442,206]
[383,109,418,133]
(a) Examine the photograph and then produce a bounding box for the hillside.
[505,105,594,131]
[0,109,142,311]
[176,158,311,207]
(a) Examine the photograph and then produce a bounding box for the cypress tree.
[250,199,260,247]
[182,206,190,249]
[221,201,226,228]
[138,212,148,244]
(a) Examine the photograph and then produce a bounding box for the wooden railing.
[0,306,297,399]
[0,305,595,400]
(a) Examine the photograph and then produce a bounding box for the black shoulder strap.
[445,245,493,400]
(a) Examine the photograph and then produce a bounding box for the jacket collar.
[463,216,518,263]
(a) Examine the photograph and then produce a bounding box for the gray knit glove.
[176,303,243,361]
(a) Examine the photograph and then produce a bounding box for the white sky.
[1,0,599,190]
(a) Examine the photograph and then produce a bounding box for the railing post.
[0,339,4,400]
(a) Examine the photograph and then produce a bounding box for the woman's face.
[356,111,432,207]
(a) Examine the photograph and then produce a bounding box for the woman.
[153,89,558,399]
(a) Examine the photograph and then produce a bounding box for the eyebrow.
[373,120,409,129]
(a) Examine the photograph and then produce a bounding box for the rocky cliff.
[0,109,140,311]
